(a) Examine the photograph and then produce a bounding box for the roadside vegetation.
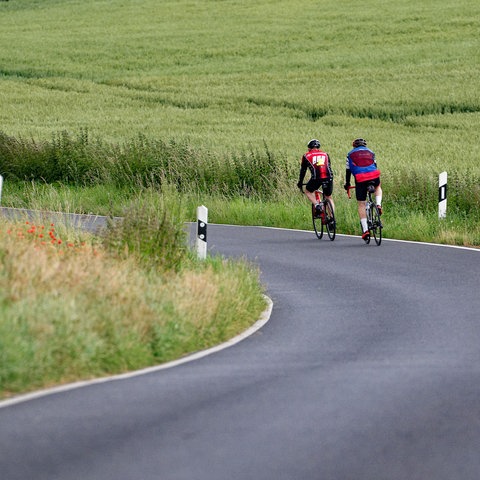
[0,196,266,399]
[2,132,479,245]
[0,0,479,397]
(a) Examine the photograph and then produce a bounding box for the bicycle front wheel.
[324,199,336,241]
[312,204,323,239]
[371,204,383,245]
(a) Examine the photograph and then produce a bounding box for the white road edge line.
[227,224,479,252]
[0,296,273,409]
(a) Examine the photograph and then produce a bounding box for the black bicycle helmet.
[307,139,321,149]
[352,138,367,148]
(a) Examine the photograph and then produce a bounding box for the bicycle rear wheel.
[324,199,336,241]
[312,204,323,239]
[365,208,372,244]
[370,204,382,245]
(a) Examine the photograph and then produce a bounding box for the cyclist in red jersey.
[297,139,334,217]
[343,138,383,241]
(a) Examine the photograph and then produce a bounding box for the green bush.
[101,195,188,271]
[0,131,293,199]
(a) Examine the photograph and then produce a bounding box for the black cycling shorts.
[306,178,333,196]
[355,177,380,201]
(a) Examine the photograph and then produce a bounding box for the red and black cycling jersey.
[298,149,333,185]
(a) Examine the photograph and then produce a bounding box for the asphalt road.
[1,222,479,480]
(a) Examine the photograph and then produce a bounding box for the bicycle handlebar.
[346,185,355,199]
[298,182,307,193]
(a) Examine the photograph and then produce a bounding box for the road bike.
[347,183,382,245]
[303,183,336,241]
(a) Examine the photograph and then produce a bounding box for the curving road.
[1,222,480,480]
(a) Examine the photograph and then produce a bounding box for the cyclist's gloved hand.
[343,183,350,191]
[297,181,303,191]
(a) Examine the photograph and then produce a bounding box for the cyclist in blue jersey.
[343,138,383,241]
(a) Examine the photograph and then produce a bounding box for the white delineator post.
[196,205,208,260]
[438,171,447,218]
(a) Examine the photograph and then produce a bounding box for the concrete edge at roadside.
[0,295,273,409]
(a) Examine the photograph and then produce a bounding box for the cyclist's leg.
[358,202,369,233]
[326,196,335,212]
[355,182,369,234]
[322,180,335,212]
[373,177,382,212]
[305,189,317,206]
[305,178,322,207]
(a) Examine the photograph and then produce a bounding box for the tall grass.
[0,131,292,197]
[101,190,189,271]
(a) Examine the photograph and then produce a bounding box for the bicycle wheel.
[323,199,336,241]
[364,207,372,244]
[312,204,323,239]
[371,204,383,245]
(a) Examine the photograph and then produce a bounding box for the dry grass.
[0,219,266,398]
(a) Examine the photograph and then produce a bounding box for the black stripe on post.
[438,171,447,218]
[197,219,207,242]
[438,183,447,203]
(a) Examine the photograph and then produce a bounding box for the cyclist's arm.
[298,156,308,186]
[327,154,334,180]
[345,169,351,184]
[345,156,352,185]
[298,157,311,183]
